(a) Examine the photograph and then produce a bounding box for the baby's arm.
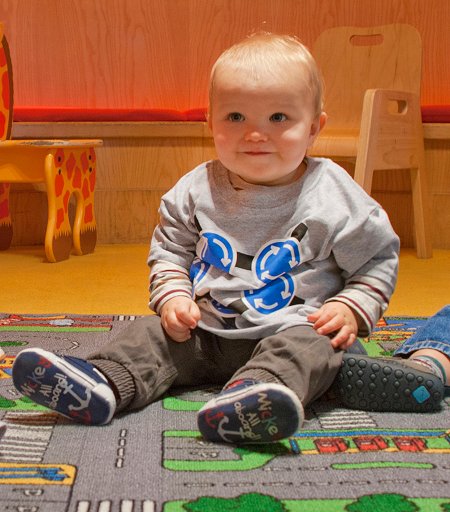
[160,296,201,342]
[318,207,399,345]
[308,302,360,350]
[149,260,201,342]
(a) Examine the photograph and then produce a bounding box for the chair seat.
[0,139,102,148]
[0,139,102,183]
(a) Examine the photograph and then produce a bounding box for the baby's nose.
[244,127,269,141]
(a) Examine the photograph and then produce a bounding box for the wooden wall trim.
[423,123,450,140]
[12,121,211,139]
[12,121,447,141]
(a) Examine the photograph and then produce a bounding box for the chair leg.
[44,152,73,262]
[72,147,97,256]
[354,160,432,259]
[43,147,97,262]
[0,183,13,250]
[410,164,433,259]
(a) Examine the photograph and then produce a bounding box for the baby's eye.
[227,112,245,122]
[270,113,287,122]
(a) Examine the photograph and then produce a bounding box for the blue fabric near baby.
[411,305,450,342]
[394,305,450,359]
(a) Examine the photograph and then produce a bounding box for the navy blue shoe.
[197,380,303,444]
[334,353,444,412]
[12,348,116,425]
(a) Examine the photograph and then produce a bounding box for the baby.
[12,33,404,444]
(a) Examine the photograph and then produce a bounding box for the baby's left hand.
[307,302,358,350]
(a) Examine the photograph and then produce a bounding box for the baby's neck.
[228,159,308,190]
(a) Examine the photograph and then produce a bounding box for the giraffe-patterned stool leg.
[44,147,97,262]
[72,147,97,256]
[0,182,13,250]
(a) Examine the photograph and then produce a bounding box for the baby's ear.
[309,112,327,145]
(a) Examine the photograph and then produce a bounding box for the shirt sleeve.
[148,172,199,270]
[325,206,400,336]
[147,171,200,314]
[149,260,193,314]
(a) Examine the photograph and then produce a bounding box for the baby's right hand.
[160,296,201,342]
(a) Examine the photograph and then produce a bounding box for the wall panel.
[0,0,448,110]
[7,122,450,249]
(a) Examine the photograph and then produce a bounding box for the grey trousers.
[88,315,343,413]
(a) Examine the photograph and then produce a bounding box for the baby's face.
[209,69,324,186]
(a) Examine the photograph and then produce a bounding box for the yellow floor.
[1,245,449,317]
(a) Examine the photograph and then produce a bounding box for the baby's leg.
[227,325,343,404]
[393,305,450,387]
[334,307,450,412]
[197,326,342,444]
[12,315,217,425]
[406,348,449,385]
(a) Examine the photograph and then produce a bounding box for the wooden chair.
[0,24,102,262]
[309,24,432,258]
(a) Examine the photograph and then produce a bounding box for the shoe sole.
[197,382,303,444]
[12,348,116,425]
[334,353,444,412]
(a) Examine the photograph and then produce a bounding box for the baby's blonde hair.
[209,32,324,118]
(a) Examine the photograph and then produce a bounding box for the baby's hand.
[307,302,358,350]
[160,297,201,342]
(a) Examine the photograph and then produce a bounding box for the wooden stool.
[0,23,102,261]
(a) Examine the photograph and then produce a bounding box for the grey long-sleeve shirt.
[148,157,400,339]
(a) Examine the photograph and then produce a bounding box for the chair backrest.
[0,23,13,141]
[312,24,422,132]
